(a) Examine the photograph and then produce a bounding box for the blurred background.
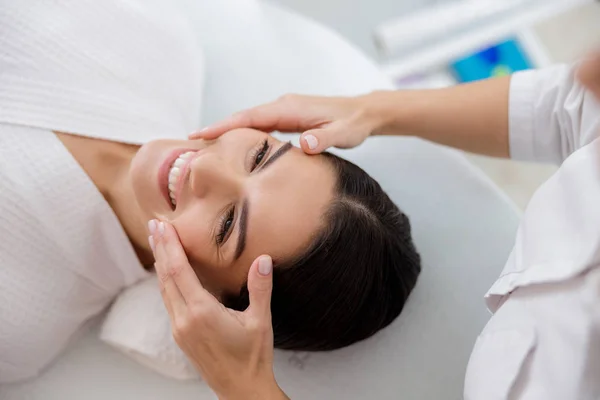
[272,0,600,209]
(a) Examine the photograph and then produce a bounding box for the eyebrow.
[234,142,293,260]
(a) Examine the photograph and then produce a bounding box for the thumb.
[300,128,335,154]
[246,255,273,320]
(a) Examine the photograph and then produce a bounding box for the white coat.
[465,64,600,400]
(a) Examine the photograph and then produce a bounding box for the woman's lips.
[158,148,196,209]
[171,153,199,206]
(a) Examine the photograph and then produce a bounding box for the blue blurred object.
[451,38,533,83]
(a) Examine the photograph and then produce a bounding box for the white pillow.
[1,2,520,399]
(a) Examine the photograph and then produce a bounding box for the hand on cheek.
[147,219,287,400]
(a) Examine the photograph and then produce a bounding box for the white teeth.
[166,151,196,207]
[168,171,179,184]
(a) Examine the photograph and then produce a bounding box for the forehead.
[232,146,336,278]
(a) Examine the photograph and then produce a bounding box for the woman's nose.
[188,153,242,199]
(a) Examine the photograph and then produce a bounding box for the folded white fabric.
[100,277,198,380]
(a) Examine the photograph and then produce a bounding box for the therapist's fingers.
[152,231,186,319]
[300,128,329,154]
[157,222,214,305]
[188,113,252,140]
[151,221,211,320]
[299,120,372,154]
[189,94,335,140]
[190,101,291,140]
[245,255,274,322]
[299,126,348,154]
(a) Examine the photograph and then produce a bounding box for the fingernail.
[258,256,272,276]
[148,219,157,235]
[158,221,165,237]
[148,235,156,253]
[304,134,318,150]
[192,127,208,135]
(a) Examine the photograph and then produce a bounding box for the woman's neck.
[55,132,153,267]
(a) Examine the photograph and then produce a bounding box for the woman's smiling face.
[130,129,336,296]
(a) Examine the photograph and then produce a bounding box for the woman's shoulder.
[0,124,147,383]
[0,124,145,287]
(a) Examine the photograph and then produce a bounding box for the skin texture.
[57,129,335,297]
[130,129,335,297]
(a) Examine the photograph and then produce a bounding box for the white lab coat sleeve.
[509,63,600,164]
[465,265,600,400]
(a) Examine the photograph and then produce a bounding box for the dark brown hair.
[223,152,421,351]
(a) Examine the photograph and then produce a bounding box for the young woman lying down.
[0,0,420,382]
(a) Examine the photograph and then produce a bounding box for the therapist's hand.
[578,51,600,98]
[190,94,381,154]
[148,220,288,400]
